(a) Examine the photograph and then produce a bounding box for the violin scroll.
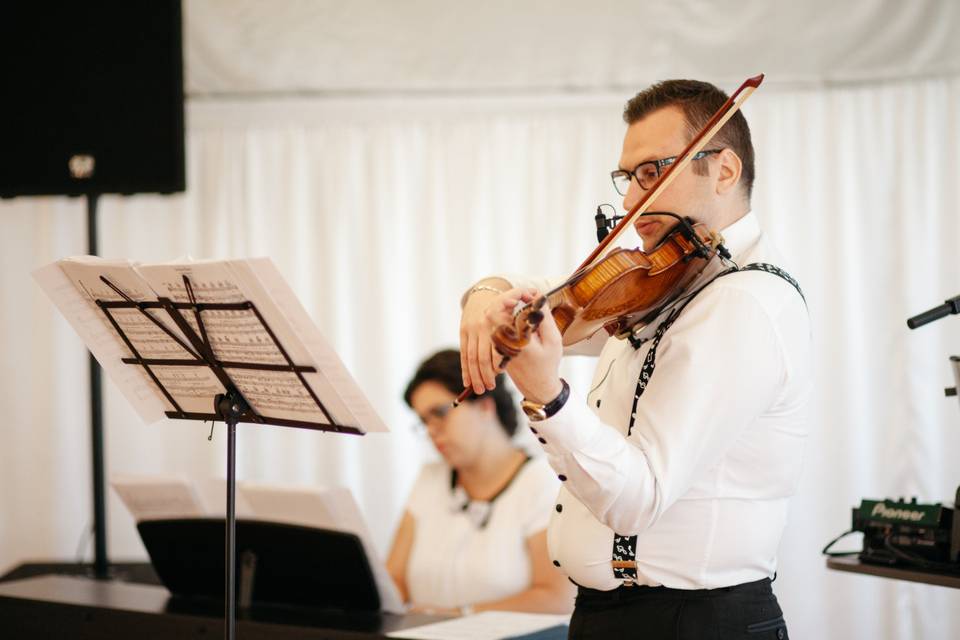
[491,297,546,359]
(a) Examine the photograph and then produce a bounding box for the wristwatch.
[521,379,570,421]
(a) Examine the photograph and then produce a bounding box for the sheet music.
[198,308,289,365]
[223,368,331,422]
[192,476,255,518]
[138,259,334,424]
[32,262,169,424]
[35,255,388,433]
[136,257,386,432]
[230,258,387,432]
[110,474,257,521]
[135,261,285,363]
[111,474,207,521]
[151,366,226,414]
[387,611,570,639]
[239,483,404,613]
[58,257,198,360]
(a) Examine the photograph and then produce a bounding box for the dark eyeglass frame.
[610,148,723,196]
[416,403,455,428]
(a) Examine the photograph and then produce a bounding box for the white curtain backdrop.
[185,0,960,94]
[2,73,960,637]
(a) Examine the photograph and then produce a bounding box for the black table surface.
[826,556,960,589]
[0,573,444,639]
[0,560,162,586]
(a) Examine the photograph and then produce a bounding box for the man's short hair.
[623,79,755,199]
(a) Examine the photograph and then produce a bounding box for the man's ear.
[715,148,743,196]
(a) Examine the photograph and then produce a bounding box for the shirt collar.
[716,211,761,260]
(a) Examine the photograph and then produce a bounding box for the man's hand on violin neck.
[459,279,530,394]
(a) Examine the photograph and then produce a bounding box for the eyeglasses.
[416,403,455,429]
[610,149,723,196]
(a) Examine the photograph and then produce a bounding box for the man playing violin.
[460,79,810,639]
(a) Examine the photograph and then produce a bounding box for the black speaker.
[0,1,185,197]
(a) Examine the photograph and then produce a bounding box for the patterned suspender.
[610,262,804,586]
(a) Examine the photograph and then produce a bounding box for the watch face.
[522,401,547,421]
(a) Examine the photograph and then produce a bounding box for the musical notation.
[160,277,245,304]
[224,368,327,419]
[184,309,287,365]
[111,308,196,359]
[38,256,388,431]
[153,367,226,413]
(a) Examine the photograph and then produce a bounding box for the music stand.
[98,272,361,640]
[35,257,386,640]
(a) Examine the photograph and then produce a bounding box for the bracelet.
[468,285,505,298]
[458,603,476,616]
[462,284,506,308]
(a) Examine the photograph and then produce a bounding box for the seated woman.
[387,349,574,616]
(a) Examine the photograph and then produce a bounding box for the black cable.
[821,529,861,557]
[74,521,94,565]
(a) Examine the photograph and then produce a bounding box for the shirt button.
[596,399,601,408]
[529,426,538,434]
[553,560,561,567]
[537,437,546,444]
[558,474,567,481]
[555,504,562,512]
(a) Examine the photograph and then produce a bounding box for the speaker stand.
[86,192,110,580]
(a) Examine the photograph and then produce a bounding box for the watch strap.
[524,378,570,420]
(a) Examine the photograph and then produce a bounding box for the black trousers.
[568,577,788,640]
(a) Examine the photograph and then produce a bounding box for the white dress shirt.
[404,457,559,607]
[505,212,811,591]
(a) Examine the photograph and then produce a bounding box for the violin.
[494,213,726,356]
[455,74,764,404]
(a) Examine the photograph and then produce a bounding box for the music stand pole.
[216,389,248,640]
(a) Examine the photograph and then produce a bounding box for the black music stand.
[93,273,362,640]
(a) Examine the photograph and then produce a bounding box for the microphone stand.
[907,295,960,545]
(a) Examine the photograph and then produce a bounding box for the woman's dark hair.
[403,349,519,437]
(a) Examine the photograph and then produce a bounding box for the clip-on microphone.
[595,205,732,262]
[595,204,624,243]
